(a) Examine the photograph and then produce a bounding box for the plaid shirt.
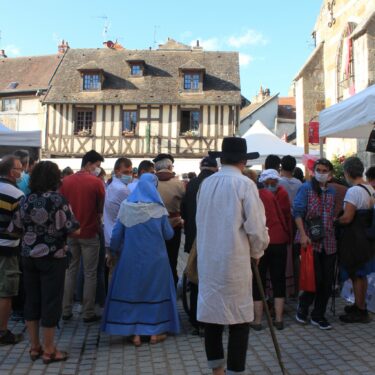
[293,182,337,255]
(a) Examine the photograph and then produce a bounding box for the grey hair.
[155,158,173,171]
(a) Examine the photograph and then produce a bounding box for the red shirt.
[60,171,105,239]
[259,188,289,244]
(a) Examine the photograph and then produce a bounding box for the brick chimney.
[0,49,7,59]
[58,40,69,54]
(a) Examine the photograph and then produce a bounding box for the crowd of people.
[0,139,374,374]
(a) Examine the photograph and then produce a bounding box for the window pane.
[192,74,200,90]
[75,111,93,134]
[83,74,100,90]
[184,74,191,90]
[123,111,137,132]
[131,65,142,75]
[191,111,200,131]
[3,99,17,111]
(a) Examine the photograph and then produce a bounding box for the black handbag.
[306,216,325,241]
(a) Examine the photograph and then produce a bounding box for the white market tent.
[320,84,375,138]
[0,123,41,147]
[242,120,315,163]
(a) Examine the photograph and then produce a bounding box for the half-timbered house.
[42,39,241,158]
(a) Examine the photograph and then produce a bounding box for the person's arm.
[243,184,269,261]
[110,218,125,255]
[293,184,310,248]
[162,214,174,240]
[337,202,356,225]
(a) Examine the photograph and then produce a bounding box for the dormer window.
[184,73,200,90]
[83,73,101,90]
[127,56,145,77]
[131,65,142,76]
[77,61,104,91]
[179,60,205,92]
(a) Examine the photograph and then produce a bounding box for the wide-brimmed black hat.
[208,137,259,160]
[153,153,174,164]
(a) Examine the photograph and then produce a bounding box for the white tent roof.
[242,120,309,160]
[319,84,375,138]
[0,123,41,147]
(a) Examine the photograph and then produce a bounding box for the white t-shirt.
[344,184,375,210]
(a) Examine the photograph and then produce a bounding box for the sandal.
[150,334,167,344]
[29,346,43,361]
[42,350,68,365]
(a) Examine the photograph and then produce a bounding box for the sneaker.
[310,318,332,330]
[10,311,24,322]
[0,330,23,345]
[83,315,101,323]
[339,309,371,324]
[295,310,308,325]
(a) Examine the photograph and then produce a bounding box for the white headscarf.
[259,169,281,183]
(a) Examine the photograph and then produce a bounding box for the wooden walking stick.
[252,259,287,375]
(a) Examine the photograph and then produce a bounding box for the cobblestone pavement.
[1,251,375,375]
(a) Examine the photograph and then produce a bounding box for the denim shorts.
[0,255,20,298]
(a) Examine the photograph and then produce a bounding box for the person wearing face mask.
[103,157,133,277]
[13,150,30,195]
[293,158,336,330]
[60,150,105,323]
[336,157,375,324]
[252,169,291,330]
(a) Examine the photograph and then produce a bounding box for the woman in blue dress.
[101,173,180,346]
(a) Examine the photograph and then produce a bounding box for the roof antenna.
[96,16,110,42]
[153,25,160,49]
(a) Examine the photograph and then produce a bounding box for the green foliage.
[331,153,356,181]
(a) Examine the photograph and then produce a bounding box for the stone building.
[294,0,375,161]
[239,87,296,142]
[42,38,241,158]
[0,49,63,145]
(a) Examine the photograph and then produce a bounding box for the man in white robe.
[196,137,269,375]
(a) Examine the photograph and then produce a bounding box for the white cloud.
[228,29,267,48]
[4,45,21,56]
[239,53,254,66]
[190,37,221,51]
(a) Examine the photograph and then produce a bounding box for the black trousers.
[22,257,66,327]
[299,250,336,320]
[253,244,287,301]
[12,255,24,314]
[189,282,201,327]
[165,227,181,287]
[204,322,250,373]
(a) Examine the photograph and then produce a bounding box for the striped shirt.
[0,178,24,256]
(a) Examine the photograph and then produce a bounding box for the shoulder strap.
[357,184,372,197]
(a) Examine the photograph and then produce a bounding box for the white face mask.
[92,167,101,177]
[314,172,329,183]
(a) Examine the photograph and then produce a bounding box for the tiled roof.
[0,55,62,93]
[77,60,103,71]
[240,94,278,121]
[43,48,241,105]
[179,59,205,70]
[278,97,296,119]
[158,38,191,51]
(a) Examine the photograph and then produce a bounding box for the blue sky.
[0,0,322,99]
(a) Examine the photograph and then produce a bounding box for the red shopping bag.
[299,244,316,292]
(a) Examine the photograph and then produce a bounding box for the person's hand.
[300,233,311,249]
[106,253,113,268]
[251,257,260,266]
